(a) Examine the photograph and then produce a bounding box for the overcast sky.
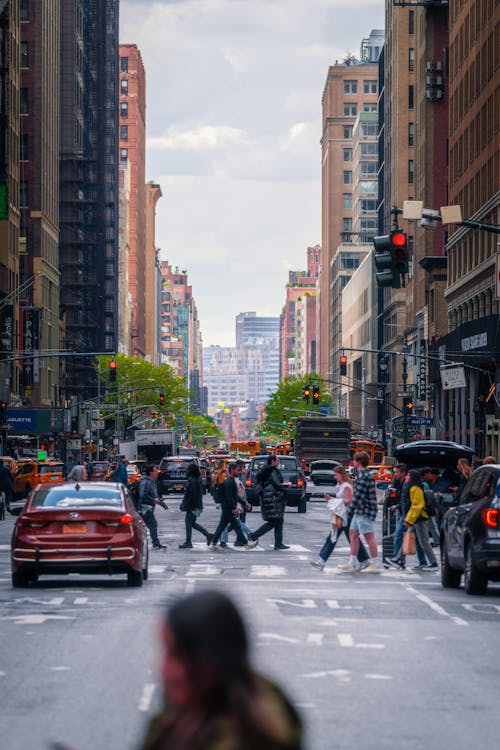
[120,0,385,347]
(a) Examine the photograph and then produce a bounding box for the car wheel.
[440,538,461,589]
[12,570,32,588]
[464,544,487,595]
[127,568,143,587]
[297,498,307,513]
[142,548,149,581]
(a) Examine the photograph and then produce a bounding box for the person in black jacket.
[179,463,212,548]
[0,459,14,512]
[210,463,251,548]
[248,455,291,550]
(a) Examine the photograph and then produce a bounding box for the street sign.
[397,391,412,398]
[440,365,466,390]
[319,404,331,416]
[408,417,433,426]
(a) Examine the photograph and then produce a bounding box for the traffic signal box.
[302,385,311,402]
[159,391,165,406]
[312,385,320,405]
[372,230,408,289]
[109,360,117,382]
[339,356,347,377]
[402,396,414,416]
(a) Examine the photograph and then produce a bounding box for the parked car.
[156,456,199,495]
[126,463,142,484]
[440,463,500,595]
[10,481,149,587]
[245,454,307,512]
[12,460,65,499]
[89,461,110,481]
[309,459,341,486]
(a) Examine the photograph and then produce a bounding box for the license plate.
[175,484,184,490]
[62,523,86,534]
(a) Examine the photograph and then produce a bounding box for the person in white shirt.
[310,465,369,571]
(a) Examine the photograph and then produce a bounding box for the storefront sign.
[20,307,40,388]
[461,332,487,351]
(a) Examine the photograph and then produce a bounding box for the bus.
[350,438,386,465]
[229,440,266,457]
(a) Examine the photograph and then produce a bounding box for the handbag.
[402,529,416,555]
[331,514,343,529]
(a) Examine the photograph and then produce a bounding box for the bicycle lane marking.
[402,583,468,626]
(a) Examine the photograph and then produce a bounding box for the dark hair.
[187,462,200,478]
[353,451,370,467]
[408,468,423,486]
[267,455,278,465]
[395,463,408,472]
[144,463,156,476]
[227,461,237,473]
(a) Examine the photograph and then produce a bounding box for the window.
[343,218,352,232]
[360,199,377,213]
[361,143,377,156]
[343,148,353,162]
[20,133,28,161]
[343,125,353,139]
[20,41,29,67]
[408,48,415,71]
[343,193,352,209]
[20,180,28,206]
[344,80,358,94]
[120,56,129,72]
[363,80,377,94]
[408,159,414,184]
[120,125,128,141]
[120,148,128,162]
[343,103,357,117]
[360,161,377,177]
[408,85,414,109]
[20,88,28,114]
[120,101,128,118]
[340,253,359,270]
[363,103,377,113]
[20,0,29,20]
[408,122,414,147]
[409,9,415,34]
[120,79,128,94]
[343,171,352,185]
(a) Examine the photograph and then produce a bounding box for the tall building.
[144,180,162,363]
[0,0,20,405]
[19,0,60,407]
[319,32,381,384]
[236,311,279,401]
[59,0,119,398]
[119,44,146,358]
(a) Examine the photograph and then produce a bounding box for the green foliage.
[262,374,332,438]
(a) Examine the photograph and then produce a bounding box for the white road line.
[49,666,70,671]
[186,564,220,577]
[307,633,324,645]
[338,633,354,647]
[403,584,468,626]
[250,565,286,577]
[258,633,300,644]
[365,673,392,680]
[73,597,87,605]
[138,682,156,712]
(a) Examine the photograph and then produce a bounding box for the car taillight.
[104,514,134,526]
[245,478,251,487]
[482,508,499,528]
[19,521,46,528]
[390,491,397,499]
[297,477,303,487]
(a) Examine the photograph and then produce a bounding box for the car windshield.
[31,487,123,508]
[93,462,109,470]
[126,465,138,473]
[39,464,64,475]
[311,462,336,471]
[159,459,192,471]
[252,458,298,472]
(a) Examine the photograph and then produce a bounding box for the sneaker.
[338,563,360,572]
[358,560,370,571]
[360,564,381,573]
[274,544,290,550]
[246,538,258,548]
[152,542,166,550]
[423,562,438,570]
[178,542,193,549]
[233,540,246,547]
[413,563,426,570]
[310,560,325,570]
[384,557,404,569]
[206,534,213,546]
[219,541,227,548]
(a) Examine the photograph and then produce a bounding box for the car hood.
[395,440,475,468]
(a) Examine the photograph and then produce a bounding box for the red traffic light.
[391,231,406,247]
[339,355,347,376]
[159,391,165,405]
[109,360,117,382]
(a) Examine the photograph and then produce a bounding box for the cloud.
[120,0,385,346]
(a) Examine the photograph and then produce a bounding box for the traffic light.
[282,413,287,425]
[378,353,389,383]
[159,391,165,406]
[109,360,117,382]
[339,355,347,377]
[302,385,311,402]
[391,230,409,277]
[0,400,7,424]
[372,230,409,288]
[402,397,414,416]
[151,410,158,425]
[312,385,320,404]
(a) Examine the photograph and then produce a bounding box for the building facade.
[144,180,162,363]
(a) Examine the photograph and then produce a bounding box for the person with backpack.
[138,464,168,550]
[247,455,290,550]
[403,469,438,570]
[210,463,252,548]
[179,463,212,548]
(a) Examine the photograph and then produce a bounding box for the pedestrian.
[62,454,77,480]
[85,457,94,481]
[115,455,129,486]
[0,458,14,512]
[137,589,303,750]
[247,455,290,550]
[482,455,497,465]
[138,464,168,550]
[310,465,369,571]
[339,451,381,572]
[67,461,87,482]
[219,459,253,548]
[386,464,428,570]
[210,462,251,548]
[420,467,442,543]
[178,463,212,548]
[403,468,438,570]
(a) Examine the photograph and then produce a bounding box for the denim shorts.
[350,512,375,535]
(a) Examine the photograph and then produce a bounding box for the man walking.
[0,459,14,513]
[138,464,168,549]
[211,463,250,548]
[340,451,380,572]
[247,455,290,550]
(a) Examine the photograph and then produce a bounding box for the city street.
[1,492,499,750]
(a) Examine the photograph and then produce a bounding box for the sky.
[120,0,385,347]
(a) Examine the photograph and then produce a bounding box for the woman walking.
[310,466,369,571]
[403,468,438,570]
[179,463,212,548]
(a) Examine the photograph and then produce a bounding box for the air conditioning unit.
[426,61,434,72]
[435,60,443,71]
[435,89,444,100]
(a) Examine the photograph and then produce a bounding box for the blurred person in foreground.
[138,589,303,750]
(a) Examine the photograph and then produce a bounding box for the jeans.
[212,508,248,545]
[221,516,253,543]
[142,507,159,546]
[319,525,369,564]
[393,515,426,565]
[414,519,437,565]
[184,510,211,543]
[250,517,284,547]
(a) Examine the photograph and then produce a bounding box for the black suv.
[157,456,200,495]
[245,455,307,513]
[441,464,500,595]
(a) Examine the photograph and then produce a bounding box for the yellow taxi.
[368,464,394,484]
[13,460,65,499]
[126,463,142,484]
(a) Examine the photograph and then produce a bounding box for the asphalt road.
[1,488,500,750]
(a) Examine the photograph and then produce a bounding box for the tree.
[262,374,332,438]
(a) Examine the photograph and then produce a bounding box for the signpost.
[440,365,466,390]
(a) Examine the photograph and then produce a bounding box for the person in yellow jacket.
[403,469,438,570]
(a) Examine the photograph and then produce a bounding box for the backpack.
[424,489,438,517]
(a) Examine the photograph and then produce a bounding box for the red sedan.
[11,481,149,588]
